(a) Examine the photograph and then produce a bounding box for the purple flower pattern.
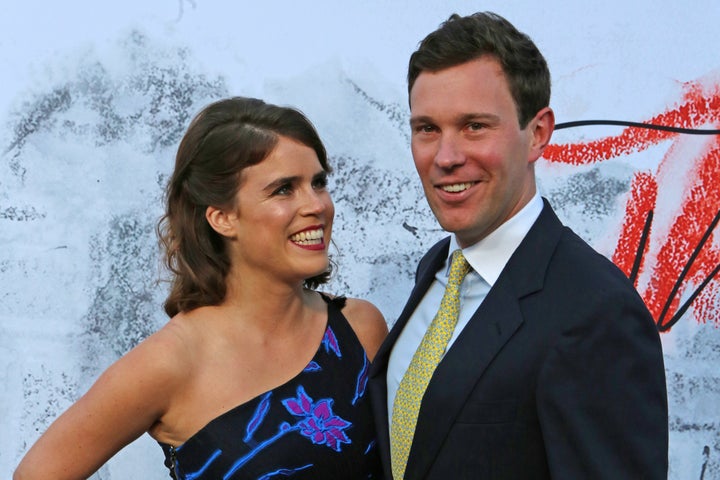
[303,361,322,372]
[320,326,342,358]
[166,298,379,479]
[282,386,352,452]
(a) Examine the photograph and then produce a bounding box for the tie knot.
[448,249,471,286]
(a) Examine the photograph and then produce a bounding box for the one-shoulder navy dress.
[158,295,381,479]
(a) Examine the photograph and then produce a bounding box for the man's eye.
[414,124,436,133]
[468,122,484,131]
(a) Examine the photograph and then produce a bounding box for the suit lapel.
[371,200,565,479]
[368,238,451,480]
[372,239,450,373]
[404,284,524,479]
[405,200,565,479]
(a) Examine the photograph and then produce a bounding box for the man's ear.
[206,205,236,238]
[528,106,555,163]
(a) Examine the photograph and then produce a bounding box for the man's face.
[409,56,552,247]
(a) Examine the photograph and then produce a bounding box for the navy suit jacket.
[368,199,668,479]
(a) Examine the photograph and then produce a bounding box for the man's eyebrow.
[409,115,434,126]
[458,112,501,123]
[409,112,501,126]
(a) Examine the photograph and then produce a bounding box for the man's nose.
[434,134,465,169]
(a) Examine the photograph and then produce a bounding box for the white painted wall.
[2,1,719,478]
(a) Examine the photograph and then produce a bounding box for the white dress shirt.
[387,193,544,420]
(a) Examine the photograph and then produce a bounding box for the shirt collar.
[447,193,543,286]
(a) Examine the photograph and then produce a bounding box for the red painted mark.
[543,77,720,330]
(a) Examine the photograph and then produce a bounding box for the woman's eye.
[313,175,328,190]
[273,184,292,196]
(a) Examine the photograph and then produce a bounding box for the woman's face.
[227,135,334,284]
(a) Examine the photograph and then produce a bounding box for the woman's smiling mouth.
[290,227,325,247]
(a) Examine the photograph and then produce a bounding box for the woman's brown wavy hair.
[158,97,332,317]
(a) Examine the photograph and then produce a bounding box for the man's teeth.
[291,228,324,245]
[441,182,473,193]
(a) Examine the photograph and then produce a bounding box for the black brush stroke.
[700,445,709,480]
[556,119,720,135]
[657,207,720,331]
[560,119,720,329]
[629,210,654,286]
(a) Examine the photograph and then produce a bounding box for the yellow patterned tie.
[390,249,471,479]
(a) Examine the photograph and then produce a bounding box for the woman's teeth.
[291,228,323,245]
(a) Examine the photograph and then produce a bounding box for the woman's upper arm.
[343,298,388,362]
[14,328,185,480]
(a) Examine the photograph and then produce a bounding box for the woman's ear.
[206,206,237,238]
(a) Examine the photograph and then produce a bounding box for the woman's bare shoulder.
[133,312,197,371]
[93,312,199,410]
[340,297,388,361]
[11,311,203,480]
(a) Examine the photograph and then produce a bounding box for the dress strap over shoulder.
[159,288,380,479]
[318,292,347,310]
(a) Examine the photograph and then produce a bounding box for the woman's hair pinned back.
[158,97,332,317]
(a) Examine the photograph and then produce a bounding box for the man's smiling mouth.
[440,182,475,193]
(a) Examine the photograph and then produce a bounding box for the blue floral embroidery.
[351,355,369,405]
[257,463,313,479]
[223,386,352,479]
[303,361,322,372]
[320,326,342,358]
[244,392,272,443]
[282,386,351,452]
[183,449,222,480]
[363,439,376,455]
[173,307,379,480]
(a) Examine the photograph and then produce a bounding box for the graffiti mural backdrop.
[1,1,718,478]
